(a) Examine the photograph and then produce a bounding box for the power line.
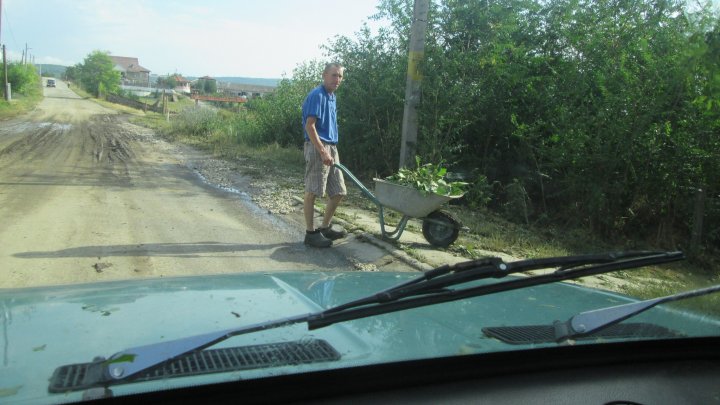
[0,1,21,59]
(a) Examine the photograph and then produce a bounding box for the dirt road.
[0,80,416,288]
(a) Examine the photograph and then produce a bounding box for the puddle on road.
[38,122,72,131]
[0,122,72,136]
[190,167,301,238]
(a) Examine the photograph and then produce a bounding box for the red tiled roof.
[109,55,151,73]
[170,74,190,84]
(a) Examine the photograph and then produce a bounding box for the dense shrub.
[168,0,720,254]
[7,63,40,95]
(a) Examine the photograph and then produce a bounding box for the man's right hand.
[320,149,334,166]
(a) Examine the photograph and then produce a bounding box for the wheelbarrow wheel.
[422,210,460,248]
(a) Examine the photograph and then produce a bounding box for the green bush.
[7,63,40,95]
[171,107,221,139]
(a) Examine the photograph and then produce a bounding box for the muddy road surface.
[0,80,415,288]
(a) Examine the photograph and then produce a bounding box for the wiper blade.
[54,251,683,389]
[307,250,685,329]
[323,251,668,314]
[553,284,720,342]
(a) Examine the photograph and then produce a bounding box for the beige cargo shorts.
[304,142,347,198]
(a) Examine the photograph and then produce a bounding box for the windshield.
[1,0,719,404]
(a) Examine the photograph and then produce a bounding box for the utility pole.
[1,0,8,101]
[23,43,31,64]
[0,0,10,101]
[3,45,9,101]
[398,0,430,169]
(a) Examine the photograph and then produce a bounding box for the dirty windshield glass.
[1,0,719,404]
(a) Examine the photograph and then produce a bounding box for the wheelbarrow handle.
[334,163,381,207]
[333,163,411,242]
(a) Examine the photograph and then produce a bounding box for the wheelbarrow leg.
[333,163,410,242]
[378,210,411,241]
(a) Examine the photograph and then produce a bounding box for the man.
[302,62,347,248]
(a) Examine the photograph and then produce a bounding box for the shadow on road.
[15,241,300,258]
[13,241,351,269]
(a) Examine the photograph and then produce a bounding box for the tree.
[64,65,78,82]
[76,51,120,97]
[204,0,718,252]
[193,78,217,94]
[7,62,40,95]
[158,75,180,90]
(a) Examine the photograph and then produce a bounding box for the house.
[217,82,275,99]
[109,56,151,87]
[169,74,192,94]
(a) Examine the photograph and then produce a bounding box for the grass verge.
[0,92,43,120]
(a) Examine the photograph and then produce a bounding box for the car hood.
[1,271,718,404]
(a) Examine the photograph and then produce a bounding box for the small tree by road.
[7,62,40,95]
[76,51,121,97]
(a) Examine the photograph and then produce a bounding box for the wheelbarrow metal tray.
[373,179,461,218]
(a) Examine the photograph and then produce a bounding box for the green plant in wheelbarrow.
[385,156,468,197]
[377,157,469,248]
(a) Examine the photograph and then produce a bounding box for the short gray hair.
[323,62,344,73]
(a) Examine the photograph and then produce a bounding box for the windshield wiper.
[51,251,686,390]
[307,250,686,329]
[551,284,720,341]
[483,284,720,344]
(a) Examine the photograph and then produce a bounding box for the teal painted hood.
[1,271,718,404]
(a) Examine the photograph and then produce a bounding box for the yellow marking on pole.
[408,51,424,81]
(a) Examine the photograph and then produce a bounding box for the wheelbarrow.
[334,163,465,247]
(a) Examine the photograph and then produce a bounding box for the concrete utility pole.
[3,45,9,101]
[398,0,430,169]
[23,43,31,64]
[1,0,8,101]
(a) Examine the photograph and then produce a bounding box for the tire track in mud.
[83,115,137,186]
[0,115,138,167]
[0,114,143,217]
[0,123,64,165]
[89,115,136,165]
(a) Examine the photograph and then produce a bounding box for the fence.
[105,93,167,114]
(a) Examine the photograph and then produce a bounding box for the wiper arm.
[553,284,720,341]
[57,251,683,388]
[307,250,685,329]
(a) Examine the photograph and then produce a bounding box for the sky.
[0,0,387,79]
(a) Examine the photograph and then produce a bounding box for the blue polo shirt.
[302,85,338,144]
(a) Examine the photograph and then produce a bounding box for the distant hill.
[212,77,280,88]
[149,75,280,88]
[35,66,280,87]
[38,64,67,77]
